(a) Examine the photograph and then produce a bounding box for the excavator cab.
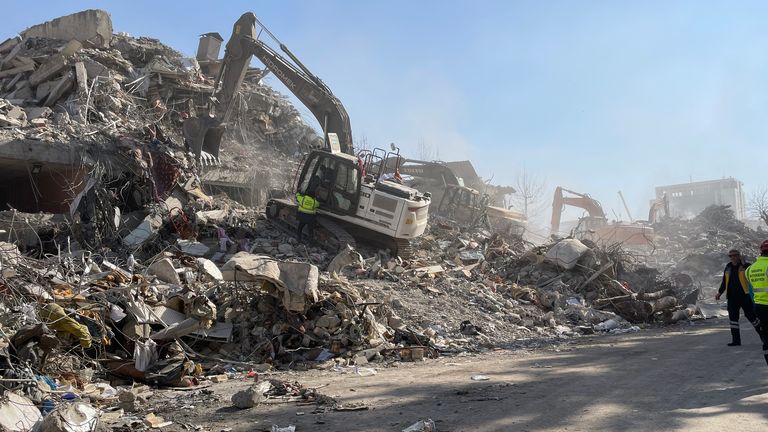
[296,150,361,215]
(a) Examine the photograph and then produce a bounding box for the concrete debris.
[21,10,113,49]
[40,402,100,432]
[402,419,438,432]
[231,380,272,409]
[0,9,760,432]
[0,392,43,432]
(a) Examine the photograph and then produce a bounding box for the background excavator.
[648,194,669,224]
[187,12,431,255]
[550,186,654,247]
[394,159,527,235]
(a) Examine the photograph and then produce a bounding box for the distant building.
[655,178,746,220]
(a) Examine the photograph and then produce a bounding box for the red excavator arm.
[550,186,607,234]
[648,194,669,224]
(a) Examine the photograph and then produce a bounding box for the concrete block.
[60,40,83,58]
[0,43,22,69]
[36,81,54,101]
[6,85,32,101]
[22,9,112,49]
[0,63,35,79]
[3,74,23,92]
[29,54,68,86]
[0,36,21,54]
[44,71,74,107]
[74,61,87,93]
[25,106,53,120]
[148,258,181,285]
[82,58,109,80]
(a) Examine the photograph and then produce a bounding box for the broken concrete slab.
[60,39,83,58]
[545,238,590,270]
[148,257,182,285]
[231,381,272,409]
[0,36,21,54]
[123,214,162,247]
[0,42,22,69]
[82,58,110,80]
[22,9,113,49]
[0,113,23,127]
[35,80,55,101]
[0,62,35,79]
[25,106,53,120]
[177,239,210,256]
[6,85,33,101]
[0,392,42,431]
[3,73,23,92]
[5,105,27,125]
[29,54,68,86]
[40,401,100,432]
[44,71,75,107]
[74,61,87,93]
[197,257,223,280]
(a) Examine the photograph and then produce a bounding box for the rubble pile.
[652,205,766,286]
[0,13,317,154]
[0,9,746,430]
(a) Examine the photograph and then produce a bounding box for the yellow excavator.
[186,13,431,255]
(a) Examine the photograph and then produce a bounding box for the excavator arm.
[185,12,353,160]
[396,159,462,187]
[648,194,669,224]
[551,186,607,234]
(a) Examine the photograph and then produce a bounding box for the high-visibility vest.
[746,256,768,305]
[296,193,319,214]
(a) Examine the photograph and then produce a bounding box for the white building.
[655,178,746,220]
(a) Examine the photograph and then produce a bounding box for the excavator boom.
[551,186,606,234]
[185,12,353,160]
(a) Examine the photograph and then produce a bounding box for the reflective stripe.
[730,321,739,324]
[730,324,740,329]
[753,288,768,292]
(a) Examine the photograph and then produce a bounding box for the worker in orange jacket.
[716,249,761,346]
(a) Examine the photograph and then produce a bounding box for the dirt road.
[155,318,768,432]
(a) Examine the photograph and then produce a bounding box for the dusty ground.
[146,316,768,432]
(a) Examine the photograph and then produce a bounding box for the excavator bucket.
[182,116,225,160]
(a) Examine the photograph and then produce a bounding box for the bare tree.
[509,168,548,222]
[749,187,768,226]
[354,134,370,152]
[417,138,440,161]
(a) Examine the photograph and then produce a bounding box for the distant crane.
[618,191,634,222]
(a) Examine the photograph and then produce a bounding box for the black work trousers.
[727,294,758,344]
[297,211,316,242]
[755,304,768,366]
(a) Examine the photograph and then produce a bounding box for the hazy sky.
[6,1,768,226]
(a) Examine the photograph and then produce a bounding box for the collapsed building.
[0,8,764,430]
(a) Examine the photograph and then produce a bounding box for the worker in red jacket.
[716,249,761,346]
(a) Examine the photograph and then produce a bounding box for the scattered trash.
[271,426,296,432]
[470,375,490,381]
[402,418,437,432]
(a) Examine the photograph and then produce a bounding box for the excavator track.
[266,198,413,258]
[316,216,356,249]
[266,198,356,254]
